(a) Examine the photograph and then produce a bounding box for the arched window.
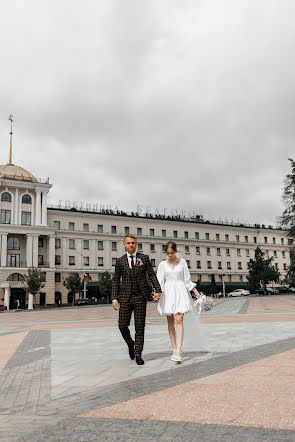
[7,237,20,250]
[22,194,32,204]
[8,273,24,281]
[1,192,12,202]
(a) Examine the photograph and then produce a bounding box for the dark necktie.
[130,255,135,270]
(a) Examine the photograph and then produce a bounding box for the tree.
[98,271,113,303]
[63,272,82,304]
[247,247,280,293]
[24,267,45,309]
[209,274,217,295]
[280,158,295,286]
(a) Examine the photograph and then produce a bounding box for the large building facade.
[0,161,291,309]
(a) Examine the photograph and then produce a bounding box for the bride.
[157,241,204,362]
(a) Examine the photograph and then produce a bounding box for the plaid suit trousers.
[118,295,147,356]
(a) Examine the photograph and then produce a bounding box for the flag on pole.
[84,273,92,281]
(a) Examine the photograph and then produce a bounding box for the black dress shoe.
[135,355,144,365]
[128,342,135,360]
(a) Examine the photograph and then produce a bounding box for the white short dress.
[157,258,196,316]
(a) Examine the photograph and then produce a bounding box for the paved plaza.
[1,296,295,441]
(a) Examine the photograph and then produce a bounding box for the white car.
[228,289,250,297]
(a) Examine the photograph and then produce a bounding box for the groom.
[112,233,162,365]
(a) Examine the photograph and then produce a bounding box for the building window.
[185,245,190,254]
[83,223,89,232]
[227,262,231,269]
[162,229,166,237]
[111,226,117,234]
[40,272,46,282]
[282,251,286,258]
[237,248,241,256]
[150,244,155,252]
[184,231,189,239]
[162,244,166,253]
[288,239,293,245]
[281,238,284,245]
[236,235,240,242]
[196,247,200,255]
[216,233,220,241]
[69,222,75,231]
[125,227,129,235]
[22,194,32,204]
[1,192,11,202]
[38,255,44,266]
[55,255,61,265]
[195,232,199,240]
[69,239,75,249]
[21,211,31,226]
[207,261,212,269]
[226,248,230,256]
[205,233,210,240]
[7,237,20,250]
[98,257,103,266]
[238,262,242,269]
[173,231,178,238]
[137,228,142,236]
[206,247,210,255]
[55,273,61,282]
[275,263,279,270]
[264,237,268,244]
[98,224,103,233]
[112,242,117,251]
[83,240,89,249]
[217,248,221,256]
[83,256,89,266]
[218,275,223,281]
[7,254,20,267]
[197,261,201,269]
[246,249,250,257]
[239,275,243,282]
[218,261,222,269]
[274,250,277,258]
[284,263,288,271]
[54,221,60,230]
[151,259,156,267]
[245,236,248,243]
[98,241,103,250]
[38,238,44,248]
[138,243,143,252]
[40,293,46,306]
[55,238,61,248]
[150,229,155,237]
[69,256,75,265]
[225,234,229,241]
[186,260,191,268]
[112,258,117,266]
[253,236,257,243]
[272,237,276,244]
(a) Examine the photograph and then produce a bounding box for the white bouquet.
[194,295,214,315]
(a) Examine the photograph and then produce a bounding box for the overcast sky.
[0,0,294,225]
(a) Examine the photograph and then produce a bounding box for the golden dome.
[0,164,38,183]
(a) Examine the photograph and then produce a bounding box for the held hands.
[112,300,119,310]
[153,293,161,302]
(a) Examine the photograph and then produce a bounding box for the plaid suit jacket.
[112,253,162,303]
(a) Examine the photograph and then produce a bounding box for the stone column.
[4,286,11,310]
[32,235,39,267]
[90,239,96,269]
[14,188,19,225]
[1,234,8,267]
[26,234,33,267]
[104,240,111,271]
[62,237,67,268]
[76,239,82,269]
[35,190,42,225]
[49,235,55,268]
[41,191,48,226]
[28,293,34,310]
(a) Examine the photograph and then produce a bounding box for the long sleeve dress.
[157,258,195,316]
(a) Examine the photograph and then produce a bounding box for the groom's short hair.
[124,233,137,242]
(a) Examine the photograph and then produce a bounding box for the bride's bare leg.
[167,315,177,349]
[175,313,184,353]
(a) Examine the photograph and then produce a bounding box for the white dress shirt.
[127,252,137,269]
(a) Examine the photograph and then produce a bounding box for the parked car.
[228,289,250,297]
[255,288,279,296]
[277,286,291,293]
[74,298,97,306]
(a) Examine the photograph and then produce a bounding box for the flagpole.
[83,279,87,299]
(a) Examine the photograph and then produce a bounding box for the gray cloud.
[0,0,294,225]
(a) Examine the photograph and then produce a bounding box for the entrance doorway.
[10,288,26,309]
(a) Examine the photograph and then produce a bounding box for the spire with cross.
[8,114,14,165]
